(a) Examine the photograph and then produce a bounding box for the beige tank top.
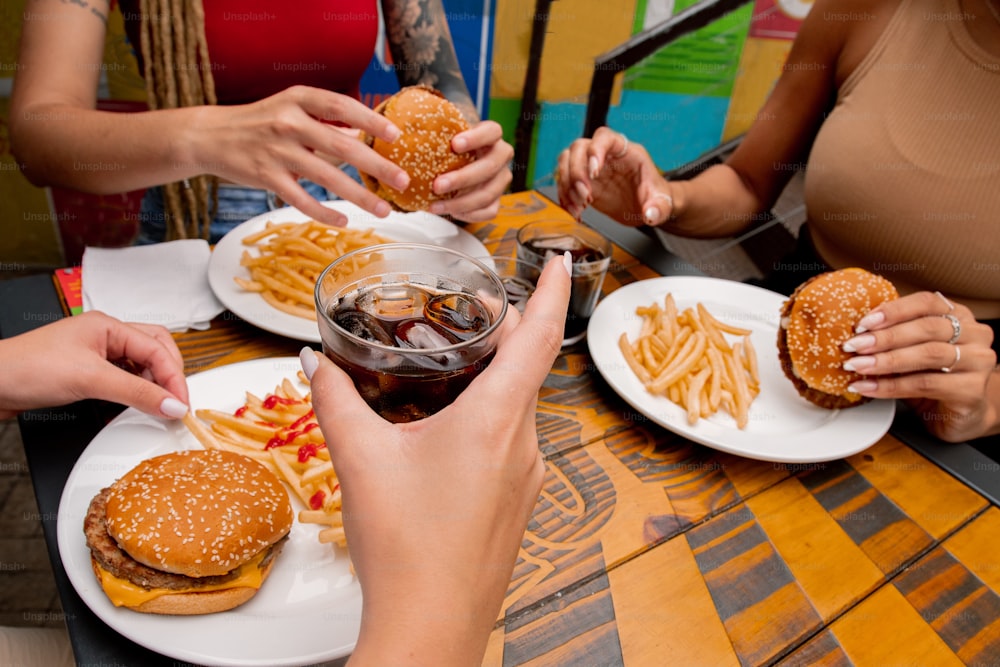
[804,0,1000,318]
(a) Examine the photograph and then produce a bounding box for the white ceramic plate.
[587,276,895,463]
[57,358,360,667]
[208,201,490,342]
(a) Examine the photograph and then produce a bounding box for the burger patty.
[84,487,287,591]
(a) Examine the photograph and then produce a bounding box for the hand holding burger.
[361,85,513,223]
[838,290,999,442]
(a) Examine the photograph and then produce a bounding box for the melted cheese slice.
[98,551,267,608]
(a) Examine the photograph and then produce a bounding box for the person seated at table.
[0,253,571,666]
[555,0,999,443]
[10,0,513,244]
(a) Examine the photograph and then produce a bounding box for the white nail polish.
[562,251,573,277]
[300,347,319,380]
[160,397,189,419]
[588,156,600,180]
[644,207,658,224]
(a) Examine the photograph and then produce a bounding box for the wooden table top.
[150,191,1000,665]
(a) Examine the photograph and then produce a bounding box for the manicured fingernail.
[842,333,875,353]
[843,356,875,372]
[453,136,467,152]
[934,291,954,311]
[375,201,392,217]
[645,207,659,224]
[574,180,589,202]
[588,156,600,180]
[855,312,884,333]
[300,347,319,380]
[847,380,878,394]
[160,397,189,419]
[385,123,402,142]
[562,250,573,276]
[436,176,451,193]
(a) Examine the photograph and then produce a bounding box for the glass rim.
[314,242,509,354]
[515,220,612,262]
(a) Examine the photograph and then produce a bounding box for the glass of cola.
[515,219,611,346]
[314,243,508,423]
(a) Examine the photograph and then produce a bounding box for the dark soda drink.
[516,221,611,345]
[324,282,495,423]
[315,244,508,423]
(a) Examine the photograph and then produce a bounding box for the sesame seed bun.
[104,450,293,578]
[777,268,898,409]
[360,85,474,212]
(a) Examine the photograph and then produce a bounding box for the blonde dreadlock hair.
[138,0,217,240]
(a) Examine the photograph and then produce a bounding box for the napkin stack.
[82,240,225,332]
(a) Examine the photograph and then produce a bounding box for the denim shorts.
[135,165,361,245]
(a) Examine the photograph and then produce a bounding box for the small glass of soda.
[314,243,507,423]
[516,219,611,346]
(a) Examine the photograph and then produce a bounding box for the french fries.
[182,374,346,548]
[235,220,389,320]
[619,293,761,428]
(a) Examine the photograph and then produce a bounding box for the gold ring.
[941,344,961,373]
[941,313,961,344]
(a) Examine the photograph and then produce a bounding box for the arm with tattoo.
[381,0,479,123]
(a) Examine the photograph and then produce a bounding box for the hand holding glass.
[315,244,507,423]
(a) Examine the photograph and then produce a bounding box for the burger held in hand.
[84,449,293,615]
[360,84,474,212]
[777,268,899,409]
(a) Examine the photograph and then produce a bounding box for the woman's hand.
[557,126,674,226]
[842,292,999,442]
[430,120,514,222]
[191,86,411,226]
[0,312,189,420]
[302,254,571,666]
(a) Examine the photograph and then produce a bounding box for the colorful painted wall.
[1,0,808,268]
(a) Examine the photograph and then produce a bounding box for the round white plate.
[208,201,490,342]
[57,358,360,667]
[587,276,895,463]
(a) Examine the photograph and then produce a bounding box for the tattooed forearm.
[382,0,479,122]
[58,0,109,23]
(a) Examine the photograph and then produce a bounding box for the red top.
[117,1,379,104]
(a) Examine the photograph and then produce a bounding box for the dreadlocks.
[138,0,217,240]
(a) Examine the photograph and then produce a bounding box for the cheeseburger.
[360,84,473,212]
[777,268,898,409]
[84,449,293,615]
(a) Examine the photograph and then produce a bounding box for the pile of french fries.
[234,220,388,320]
[619,294,760,428]
[182,374,346,548]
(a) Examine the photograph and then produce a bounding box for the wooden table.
[3,191,1000,666]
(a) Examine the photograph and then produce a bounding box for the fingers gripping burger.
[84,449,293,615]
[777,268,898,409]
[360,84,474,212]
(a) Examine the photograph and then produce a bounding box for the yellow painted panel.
[491,0,635,103]
[722,37,791,140]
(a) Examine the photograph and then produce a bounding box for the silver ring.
[941,344,961,373]
[612,133,629,158]
[941,313,961,344]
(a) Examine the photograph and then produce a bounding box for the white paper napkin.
[82,240,225,332]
